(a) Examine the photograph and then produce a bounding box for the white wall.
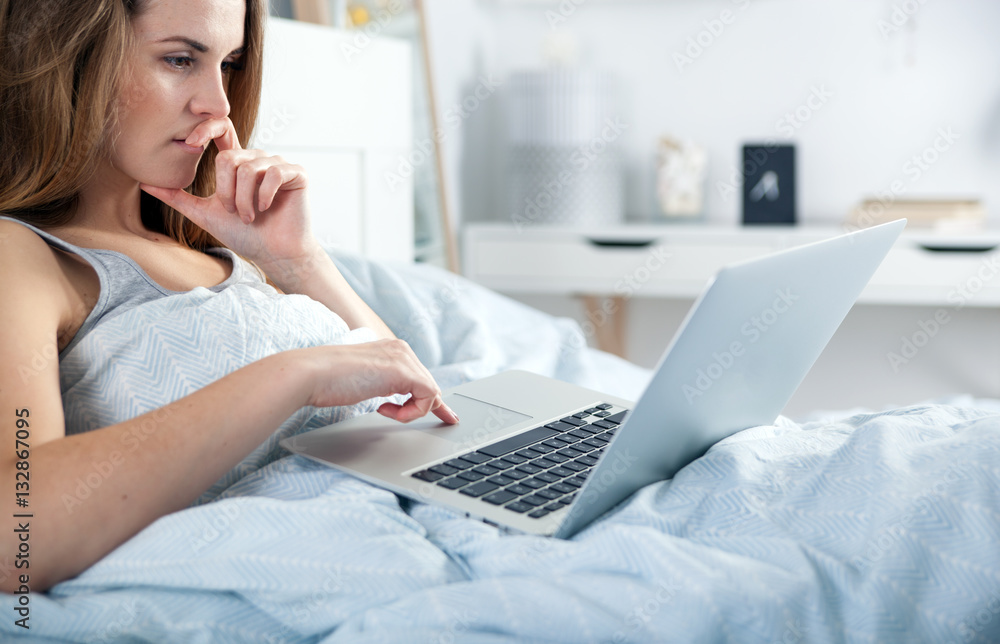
[425,0,1000,226]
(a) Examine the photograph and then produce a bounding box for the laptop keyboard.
[410,403,628,520]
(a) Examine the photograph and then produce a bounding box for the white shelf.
[463,222,1000,308]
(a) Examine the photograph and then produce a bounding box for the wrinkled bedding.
[4,252,999,643]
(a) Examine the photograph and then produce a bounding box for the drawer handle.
[585,237,657,249]
[918,243,999,253]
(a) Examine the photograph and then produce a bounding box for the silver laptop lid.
[554,220,905,538]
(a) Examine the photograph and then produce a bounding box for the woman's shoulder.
[0,218,65,279]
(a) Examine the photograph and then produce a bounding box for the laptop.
[281,219,905,538]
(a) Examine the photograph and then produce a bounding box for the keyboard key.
[568,429,592,440]
[563,477,584,488]
[478,427,560,458]
[559,417,587,427]
[520,495,547,507]
[487,475,517,487]
[501,454,528,465]
[592,420,617,430]
[505,502,533,513]
[577,425,599,435]
[557,434,582,444]
[544,503,564,512]
[576,455,600,467]
[520,478,545,490]
[548,467,575,478]
[570,442,596,453]
[528,509,550,519]
[463,453,492,464]
[516,448,544,460]
[582,438,605,449]
[550,482,576,494]
[592,434,610,444]
[557,447,586,459]
[412,470,443,482]
[606,410,628,423]
[545,421,576,432]
[487,459,514,470]
[533,472,559,483]
[596,432,614,442]
[483,490,518,505]
[533,457,561,469]
[596,403,612,410]
[460,481,500,497]
[506,484,532,496]
[562,461,587,472]
[584,407,600,414]
[429,464,459,477]
[473,465,500,476]
[535,488,562,500]
[572,412,590,419]
[542,452,569,464]
[577,471,590,480]
[437,477,469,489]
[456,470,485,482]
[528,442,555,454]
[516,463,543,475]
[606,427,618,435]
[444,458,474,470]
[542,438,571,449]
[503,469,529,481]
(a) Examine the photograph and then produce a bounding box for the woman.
[0,0,458,592]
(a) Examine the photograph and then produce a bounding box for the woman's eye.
[164,56,195,70]
[221,59,245,75]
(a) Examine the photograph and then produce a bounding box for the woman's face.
[111,0,246,190]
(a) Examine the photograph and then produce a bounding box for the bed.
[5,17,1000,644]
[5,246,1000,643]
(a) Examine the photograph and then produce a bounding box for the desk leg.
[581,295,628,359]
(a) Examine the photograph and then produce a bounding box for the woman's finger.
[257,163,307,212]
[216,149,267,216]
[187,116,242,152]
[233,157,278,223]
[139,184,212,228]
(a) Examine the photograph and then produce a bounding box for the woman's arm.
[254,244,397,340]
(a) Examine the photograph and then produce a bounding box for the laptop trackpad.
[414,393,532,445]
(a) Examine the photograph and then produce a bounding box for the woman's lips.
[173,139,205,155]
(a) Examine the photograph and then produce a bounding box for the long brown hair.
[0,0,265,251]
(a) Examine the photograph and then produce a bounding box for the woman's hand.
[140,116,319,268]
[302,340,460,424]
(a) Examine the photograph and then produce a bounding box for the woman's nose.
[191,70,231,118]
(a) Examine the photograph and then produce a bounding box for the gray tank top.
[0,215,268,360]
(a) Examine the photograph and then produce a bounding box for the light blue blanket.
[5,253,999,643]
